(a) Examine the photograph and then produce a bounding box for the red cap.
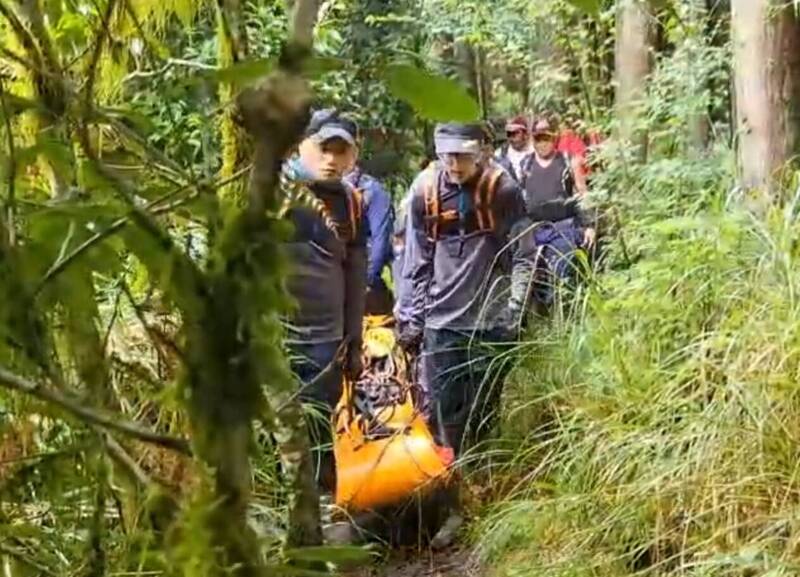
[505,115,529,133]
[532,117,556,135]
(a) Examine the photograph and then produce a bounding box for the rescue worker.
[282,108,367,492]
[494,114,533,183]
[520,114,595,305]
[399,122,535,547]
[345,157,394,316]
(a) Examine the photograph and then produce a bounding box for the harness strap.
[484,168,503,231]
[423,166,504,240]
[346,187,364,241]
[473,169,492,231]
[423,171,440,242]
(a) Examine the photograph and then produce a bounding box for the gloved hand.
[496,304,524,341]
[582,226,597,249]
[397,323,424,353]
[344,341,364,380]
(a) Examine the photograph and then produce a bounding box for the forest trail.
[350,546,482,577]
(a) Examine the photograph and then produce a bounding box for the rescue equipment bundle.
[334,316,453,511]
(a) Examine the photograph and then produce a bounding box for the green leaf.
[303,56,345,77]
[214,59,275,86]
[283,545,374,566]
[565,0,601,16]
[383,64,480,122]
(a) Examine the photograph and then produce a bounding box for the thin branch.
[122,58,218,83]
[35,164,251,293]
[83,0,118,111]
[101,282,124,355]
[0,77,16,246]
[0,366,192,455]
[0,1,44,69]
[102,432,155,489]
[0,543,57,577]
[121,281,185,363]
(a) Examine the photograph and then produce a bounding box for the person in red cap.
[494,114,533,183]
[519,114,595,306]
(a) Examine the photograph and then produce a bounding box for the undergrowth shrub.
[479,147,800,576]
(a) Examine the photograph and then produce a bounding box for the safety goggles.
[438,152,480,164]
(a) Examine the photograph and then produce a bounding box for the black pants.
[421,328,513,457]
[288,340,343,492]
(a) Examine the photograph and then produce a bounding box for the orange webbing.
[474,168,492,231]
[347,188,364,241]
[485,168,503,231]
[423,172,440,241]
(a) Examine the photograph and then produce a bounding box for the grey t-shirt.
[405,162,535,332]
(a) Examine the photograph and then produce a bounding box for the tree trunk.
[731,0,800,204]
[454,41,475,93]
[686,0,710,155]
[614,0,653,160]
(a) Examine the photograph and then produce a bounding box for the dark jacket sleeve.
[364,179,394,287]
[406,176,434,331]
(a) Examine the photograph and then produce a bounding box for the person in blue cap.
[398,122,535,547]
[282,108,367,492]
[344,142,394,316]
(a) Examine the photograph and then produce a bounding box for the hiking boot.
[323,521,356,545]
[430,512,463,550]
[319,493,334,525]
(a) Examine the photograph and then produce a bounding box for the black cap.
[304,108,358,145]
[434,123,484,155]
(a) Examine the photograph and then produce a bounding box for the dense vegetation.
[0,1,799,576]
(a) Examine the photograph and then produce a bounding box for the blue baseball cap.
[304,108,358,146]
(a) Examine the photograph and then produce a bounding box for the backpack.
[421,165,505,242]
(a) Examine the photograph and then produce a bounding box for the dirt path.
[351,546,482,577]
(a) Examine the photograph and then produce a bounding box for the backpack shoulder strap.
[421,167,441,242]
[560,152,575,197]
[474,166,504,233]
[345,183,365,241]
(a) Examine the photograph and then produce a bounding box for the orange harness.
[422,166,504,242]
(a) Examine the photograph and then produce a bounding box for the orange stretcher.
[334,316,454,512]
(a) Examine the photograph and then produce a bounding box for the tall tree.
[731,0,800,202]
[614,0,654,159]
[686,0,710,154]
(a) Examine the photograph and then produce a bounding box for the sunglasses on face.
[506,130,526,138]
[533,132,554,142]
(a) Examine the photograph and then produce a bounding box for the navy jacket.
[346,167,394,288]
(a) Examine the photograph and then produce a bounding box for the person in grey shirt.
[282,109,367,491]
[398,122,534,548]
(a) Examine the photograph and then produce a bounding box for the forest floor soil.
[349,545,482,577]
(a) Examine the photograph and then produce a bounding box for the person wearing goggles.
[398,121,536,549]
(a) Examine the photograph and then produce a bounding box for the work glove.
[496,303,524,342]
[397,323,424,353]
[582,226,597,250]
[344,341,364,380]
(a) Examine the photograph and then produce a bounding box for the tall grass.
[477,148,800,576]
